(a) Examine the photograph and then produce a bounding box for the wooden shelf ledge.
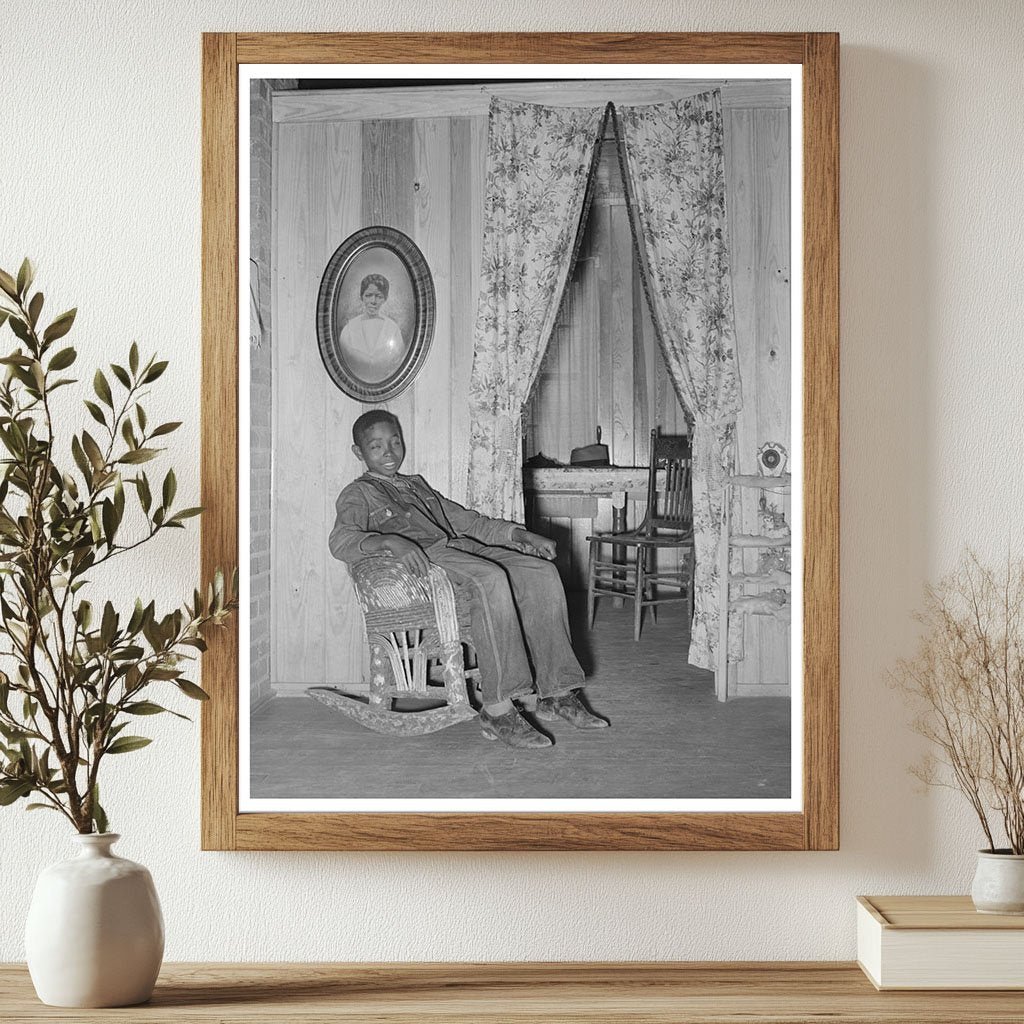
[730,533,791,549]
[2,962,1023,1022]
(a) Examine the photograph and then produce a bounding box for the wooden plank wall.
[270,85,789,695]
[272,114,486,691]
[728,108,791,695]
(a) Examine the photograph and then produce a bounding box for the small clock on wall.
[757,441,789,477]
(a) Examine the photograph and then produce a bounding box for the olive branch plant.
[0,259,236,834]
[893,552,1024,854]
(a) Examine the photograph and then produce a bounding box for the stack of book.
[857,895,1024,990]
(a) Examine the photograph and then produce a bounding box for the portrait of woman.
[338,272,407,383]
[317,226,434,402]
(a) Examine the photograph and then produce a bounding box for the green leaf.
[175,679,210,701]
[142,360,168,383]
[113,475,125,522]
[100,601,117,646]
[91,785,108,834]
[0,722,27,742]
[110,645,145,663]
[129,342,139,375]
[42,308,76,344]
[101,498,117,546]
[110,363,131,389]
[105,735,152,755]
[83,400,107,427]
[118,448,158,465]
[71,435,92,482]
[126,598,146,635]
[0,779,33,805]
[48,346,76,371]
[147,667,180,680]
[82,701,114,731]
[8,317,31,345]
[149,421,182,438]
[16,258,34,299]
[0,310,9,331]
[93,369,113,408]
[136,404,147,432]
[136,472,152,513]
[168,507,203,524]
[27,292,43,329]
[121,418,137,450]
[162,468,176,509]
[0,269,18,300]
[124,701,169,715]
[81,431,105,472]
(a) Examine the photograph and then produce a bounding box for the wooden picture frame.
[201,32,838,851]
[316,225,436,402]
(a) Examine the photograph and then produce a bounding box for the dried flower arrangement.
[894,552,1024,854]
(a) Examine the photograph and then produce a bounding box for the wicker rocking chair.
[307,556,479,736]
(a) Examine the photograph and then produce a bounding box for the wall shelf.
[716,474,792,700]
[1,962,1018,1022]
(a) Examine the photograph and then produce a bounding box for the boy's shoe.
[478,705,553,748]
[534,689,610,730]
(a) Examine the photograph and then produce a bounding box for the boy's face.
[353,420,405,477]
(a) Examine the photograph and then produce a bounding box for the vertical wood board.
[320,123,369,688]
[412,118,453,495]
[448,115,487,506]
[363,119,418,465]
[272,122,331,686]
[726,106,791,692]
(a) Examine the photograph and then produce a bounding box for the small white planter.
[24,833,164,1007]
[971,850,1024,915]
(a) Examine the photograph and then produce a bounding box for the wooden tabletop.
[3,962,1024,1023]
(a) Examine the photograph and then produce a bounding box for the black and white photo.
[241,65,801,813]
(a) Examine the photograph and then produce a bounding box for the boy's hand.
[512,529,557,561]
[384,536,430,576]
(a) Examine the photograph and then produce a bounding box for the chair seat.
[587,530,693,548]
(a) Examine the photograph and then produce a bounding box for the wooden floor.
[251,600,790,801]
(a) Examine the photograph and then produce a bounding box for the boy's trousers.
[425,537,585,705]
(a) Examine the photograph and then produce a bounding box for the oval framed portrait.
[316,226,435,402]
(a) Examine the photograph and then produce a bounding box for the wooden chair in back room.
[585,429,695,641]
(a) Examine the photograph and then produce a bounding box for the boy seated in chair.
[329,410,608,748]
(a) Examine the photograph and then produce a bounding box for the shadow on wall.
[838,47,943,872]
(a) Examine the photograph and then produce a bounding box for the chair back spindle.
[642,429,692,536]
[585,426,694,640]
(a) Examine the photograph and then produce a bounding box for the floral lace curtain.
[614,91,741,671]
[466,98,606,521]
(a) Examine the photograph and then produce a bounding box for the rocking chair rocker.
[307,556,478,736]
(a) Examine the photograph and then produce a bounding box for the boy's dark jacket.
[329,472,518,565]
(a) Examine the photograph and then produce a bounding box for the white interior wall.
[2,0,1023,962]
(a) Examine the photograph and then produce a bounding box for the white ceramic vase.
[24,833,164,1007]
[971,850,1024,915]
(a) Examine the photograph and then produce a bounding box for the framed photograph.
[316,225,436,402]
[201,32,838,851]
